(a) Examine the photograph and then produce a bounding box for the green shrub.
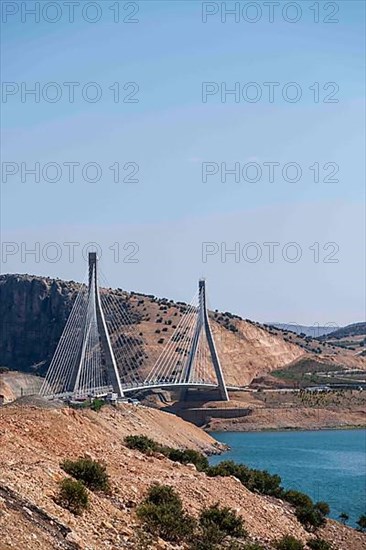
[307,539,332,550]
[199,504,247,539]
[357,514,366,531]
[143,484,182,507]
[137,486,249,548]
[283,490,313,509]
[166,448,209,472]
[90,398,105,412]
[248,468,282,497]
[137,484,195,542]
[61,456,110,492]
[338,512,349,525]
[124,435,209,471]
[314,502,330,516]
[282,491,329,532]
[242,544,266,550]
[206,460,282,497]
[138,501,195,542]
[57,478,89,515]
[273,535,304,550]
[190,504,247,550]
[124,435,160,454]
[206,460,239,478]
[295,506,326,531]
[189,524,225,549]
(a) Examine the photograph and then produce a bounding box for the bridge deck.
[46,382,242,400]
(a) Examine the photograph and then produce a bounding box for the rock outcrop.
[0,275,77,375]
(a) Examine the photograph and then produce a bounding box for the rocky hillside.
[0,402,364,550]
[0,274,364,386]
[0,275,78,375]
[269,324,338,338]
[317,323,366,355]
[320,323,366,340]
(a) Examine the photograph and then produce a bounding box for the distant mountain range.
[270,322,366,345]
[268,323,340,338]
[318,322,366,341]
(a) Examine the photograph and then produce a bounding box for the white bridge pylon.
[142,279,229,401]
[40,252,125,400]
[40,253,229,401]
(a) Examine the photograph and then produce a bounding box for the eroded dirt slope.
[0,403,365,550]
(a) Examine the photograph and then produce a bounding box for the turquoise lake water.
[210,429,366,527]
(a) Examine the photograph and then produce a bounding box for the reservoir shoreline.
[209,428,366,528]
[208,424,366,434]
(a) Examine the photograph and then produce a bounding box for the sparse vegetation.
[165,448,209,472]
[124,435,209,471]
[137,484,247,549]
[295,505,327,531]
[273,535,304,550]
[206,462,329,532]
[282,491,329,531]
[57,478,89,515]
[61,456,110,492]
[125,437,331,538]
[338,512,349,525]
[90,398,105,412]
[283,489,313,509]
[314,501,330,517]
[206,460,282,497]
[195,503,247,547]
[272,359,346,387]
[357,514,366,532]
[124,435,160,453]
[137,484,196,542]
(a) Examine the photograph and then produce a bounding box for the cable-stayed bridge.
[40,253,229,401]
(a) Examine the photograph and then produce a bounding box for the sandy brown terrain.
[0,402,365,550]
[0,371,43,403]
[207,406,366,432]
[157,388,366,432]
[203,389,366,431]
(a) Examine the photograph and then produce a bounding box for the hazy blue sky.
[1,0,365,325]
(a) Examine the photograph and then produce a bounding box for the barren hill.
[0,402,364,550]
